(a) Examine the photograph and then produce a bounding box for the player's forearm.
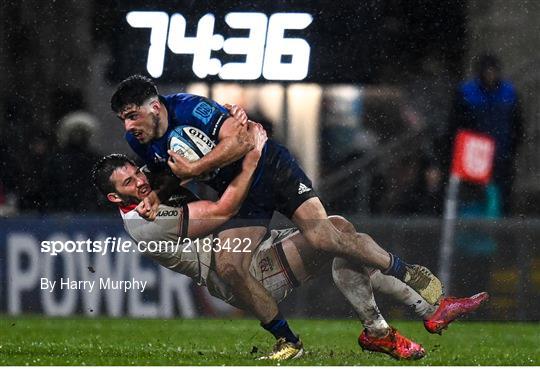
[190,130,254,177]
[213,160,258,218]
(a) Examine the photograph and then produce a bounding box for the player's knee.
[328,215,356,233]
[331,257,348,284]
[355,232,375,246]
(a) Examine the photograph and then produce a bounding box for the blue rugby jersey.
[125,93,315,226]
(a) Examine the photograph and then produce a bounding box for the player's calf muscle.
[301,224,339,252]
[338,231,389,266]
[304,224,389,269]
[326,216,390,269]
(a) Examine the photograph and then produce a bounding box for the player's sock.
[332,258,390,338]
[369,269,436,318]
[261,312,299,344]
[383,252,409,280]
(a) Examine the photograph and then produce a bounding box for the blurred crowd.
[0,107,104,216]
[322,54,524,220]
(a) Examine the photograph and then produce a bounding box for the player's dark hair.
[92,154,136,196]
[110,74,159,113]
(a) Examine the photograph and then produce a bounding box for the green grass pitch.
[1,317,539,365]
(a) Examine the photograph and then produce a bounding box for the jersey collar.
[119,204,137,214]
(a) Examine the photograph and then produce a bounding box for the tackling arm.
[186,123,267,238]
[138,104,253,219]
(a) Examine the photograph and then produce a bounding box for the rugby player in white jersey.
[92,127,488,361]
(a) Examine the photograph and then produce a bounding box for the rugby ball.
[167,126,215,162]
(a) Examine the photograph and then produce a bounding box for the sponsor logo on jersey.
[157,209,178,217]
[183,127,216,155]
[298,182,311,194]
[259,256,274,273]
[192,102,215,125]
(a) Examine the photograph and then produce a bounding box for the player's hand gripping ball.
[167,125,218,180]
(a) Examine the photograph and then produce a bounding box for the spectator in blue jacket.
[436,54,524,215]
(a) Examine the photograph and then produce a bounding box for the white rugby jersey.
[119,204,298,306]
[119,203,212,286]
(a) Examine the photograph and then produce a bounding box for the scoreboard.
[107,0,381,83]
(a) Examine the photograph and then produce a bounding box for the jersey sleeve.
[127,204,189,244]
[168,94,230,141]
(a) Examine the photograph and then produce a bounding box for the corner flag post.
[438,130,495,293]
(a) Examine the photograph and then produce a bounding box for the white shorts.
[206,228,300,306]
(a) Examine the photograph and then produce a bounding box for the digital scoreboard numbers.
[110,1,377,83]
[126,11,312,80]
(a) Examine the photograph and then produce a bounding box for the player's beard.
[150,112,160,139]
[116,193,140,207]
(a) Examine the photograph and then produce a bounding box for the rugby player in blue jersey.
[111,75,444,360]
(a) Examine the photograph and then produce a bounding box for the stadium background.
[1,0,539,322]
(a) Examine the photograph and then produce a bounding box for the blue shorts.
[208,140,317,229]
